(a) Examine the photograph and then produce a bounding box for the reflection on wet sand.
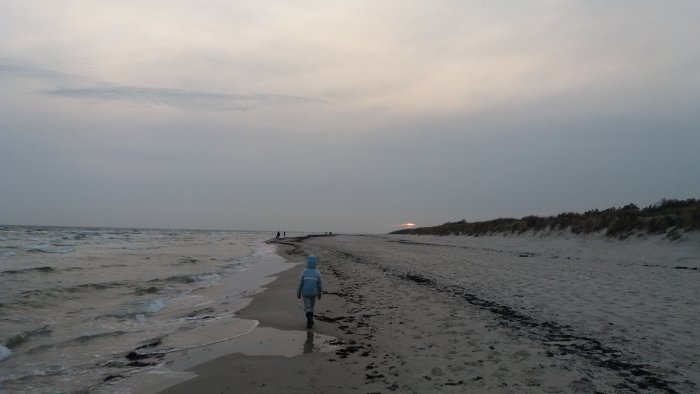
[303,330,315,354]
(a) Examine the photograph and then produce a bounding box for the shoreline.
[159,233,699,393]
[158,239,359,393]
[0,229,303,394]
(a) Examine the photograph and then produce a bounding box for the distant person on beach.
[297,255,323,329]
[276,231,280,239]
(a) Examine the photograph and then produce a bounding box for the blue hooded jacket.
[298,255,323,298]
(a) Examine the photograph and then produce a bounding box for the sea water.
[0,226,296,393]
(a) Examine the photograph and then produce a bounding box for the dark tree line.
[391,199,700,239]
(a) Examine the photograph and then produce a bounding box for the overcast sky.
[1,1,699,233]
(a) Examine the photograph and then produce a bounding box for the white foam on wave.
[144,298,167,314]
[0,345,12,362]
[191,273,221,284]
[116,298,168,319]
[252,243,275,258]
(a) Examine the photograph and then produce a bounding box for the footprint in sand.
[512,349,530,362]
[524,377,543,387]
[569,377,597,392]
[431,367,445,377]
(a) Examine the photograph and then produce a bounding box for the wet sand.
[159,241,356,393]
[161,233,699,393]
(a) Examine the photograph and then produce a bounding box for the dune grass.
[391,198,700,239]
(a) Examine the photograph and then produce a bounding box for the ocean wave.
[133,286,161,296]
[63,282,121,293]
[12,281,128,308]
[18,281,122,299]
[108,298,167,319]
[2,266,54,275]
[176,257,200,264]
[22,330,128,353]
[156,273,221,284]
[3,324,52,349]
[26,244,75,254]
[74,330,126,343]
[1,363,68,383]
[153,275,198,284]
[191,273,220,282]
[225,261,249,273]
[118,245,161,251]
[0,250,17,257]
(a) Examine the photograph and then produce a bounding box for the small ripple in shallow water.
[1,266,55,275]
[26,244,75,254]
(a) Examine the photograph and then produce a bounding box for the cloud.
[0,61,81,83]
[2,2,700,232]
[1,59,318,111]
[43,85,318,111]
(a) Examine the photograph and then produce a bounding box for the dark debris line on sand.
[281,241,407,392]
[332,248,687,394]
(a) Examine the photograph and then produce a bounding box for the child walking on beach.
[297,255,323,329]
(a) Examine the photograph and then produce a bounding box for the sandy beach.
[161,233,699,393]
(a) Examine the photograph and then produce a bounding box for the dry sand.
[161,233,699,393]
